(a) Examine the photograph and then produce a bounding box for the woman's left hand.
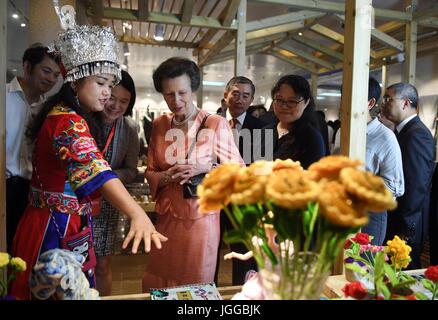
[168,162,212,185]
[122,209,168,254]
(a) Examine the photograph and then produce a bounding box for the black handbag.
[182,115,210,199]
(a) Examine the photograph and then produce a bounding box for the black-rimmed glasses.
[273,98,305,109]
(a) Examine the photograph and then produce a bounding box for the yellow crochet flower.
[0,252,10,268]
[385,236,412,269]
[10,257,27,272]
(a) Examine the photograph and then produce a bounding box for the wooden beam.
[198,31,235,66]
[181,0,196,24]
[235,0,247,76]
[206,43,267,65]
[247,10,325,32]
[222,32,287,54]
[371,28,404,52]
[340,0,371,161]
[252,0,411,21]
[413,4,438,20]
[138,0,149,20]
[418,17,438,28]
[247,21,304,40]
[404,0,418,85]
[102,8,237,30]
[270,49,318,73]
[196,0,240,50]
[205,45,265,66]
[220,0,241,26]
[310,24,344,44]
[335,14,404,51]
[278,43,335,69]
[119,34,196,48]
[291,35,343,60]
[377,21,404,33]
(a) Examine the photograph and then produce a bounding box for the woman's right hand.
[122,208,168,254]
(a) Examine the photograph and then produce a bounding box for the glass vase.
[258,252,330,300]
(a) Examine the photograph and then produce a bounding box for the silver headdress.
[49,0,121,83]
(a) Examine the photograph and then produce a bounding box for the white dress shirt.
[6,77,45,179]
[226,109,246,132]
[366,117,405,197]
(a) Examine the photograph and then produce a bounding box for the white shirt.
[226,109,246,132]
[366,118,404,197]
[396,114,417,134]
[6,77,45,179]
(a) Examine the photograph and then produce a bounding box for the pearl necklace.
[172,106,197,126]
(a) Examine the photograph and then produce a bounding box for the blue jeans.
[362,210,387,246]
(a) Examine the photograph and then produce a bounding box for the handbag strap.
[185,114,210,160]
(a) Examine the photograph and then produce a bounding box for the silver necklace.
[172,106,197,126]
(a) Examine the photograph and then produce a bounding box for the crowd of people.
[4,2,437,300]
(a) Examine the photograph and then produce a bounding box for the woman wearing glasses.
[264,74,325,168]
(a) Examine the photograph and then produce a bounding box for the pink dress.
[142,110,243,291]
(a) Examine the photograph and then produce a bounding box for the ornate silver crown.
[49,1,121,83]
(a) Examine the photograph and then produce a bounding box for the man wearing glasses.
[381,82,435,269]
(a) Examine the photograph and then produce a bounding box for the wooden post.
[234,0,246,76]
[311,71,318,99]
[404,0,418,85]
[381,61,388,100]
[337,0,372,275]
[340,0,371,161]
[0,0,7,253]
[197,65,203,109]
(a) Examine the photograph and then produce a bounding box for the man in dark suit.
[215,76,265,286]
[382,82,436,269]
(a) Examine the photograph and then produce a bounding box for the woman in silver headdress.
[10,4,166,299]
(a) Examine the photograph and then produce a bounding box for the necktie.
[229,118,239,129]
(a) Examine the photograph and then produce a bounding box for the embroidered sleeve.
[52,114,117,201]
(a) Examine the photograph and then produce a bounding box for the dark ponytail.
[27,82,86,141]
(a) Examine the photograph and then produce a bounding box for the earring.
[74,94,80,107]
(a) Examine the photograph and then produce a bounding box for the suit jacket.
[387,116,436,245]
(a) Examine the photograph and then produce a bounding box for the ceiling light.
[154,24,165,41]
[320,92,341,97]
[202,80,225,87]
[12,13,19,19]
[298,32,303,36]
[20,23,26,27]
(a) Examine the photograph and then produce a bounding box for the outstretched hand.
[122,211,168,254]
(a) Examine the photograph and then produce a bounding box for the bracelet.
[162,171,171,184]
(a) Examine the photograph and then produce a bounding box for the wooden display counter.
[102,285,242,300]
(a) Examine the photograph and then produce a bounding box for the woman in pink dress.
[143,58,243,291]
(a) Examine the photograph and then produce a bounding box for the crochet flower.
[425,265,438,282]
[342,281,368,300]
[0,252,27,298]
[385,236,412,269]
[10,257,26,272]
